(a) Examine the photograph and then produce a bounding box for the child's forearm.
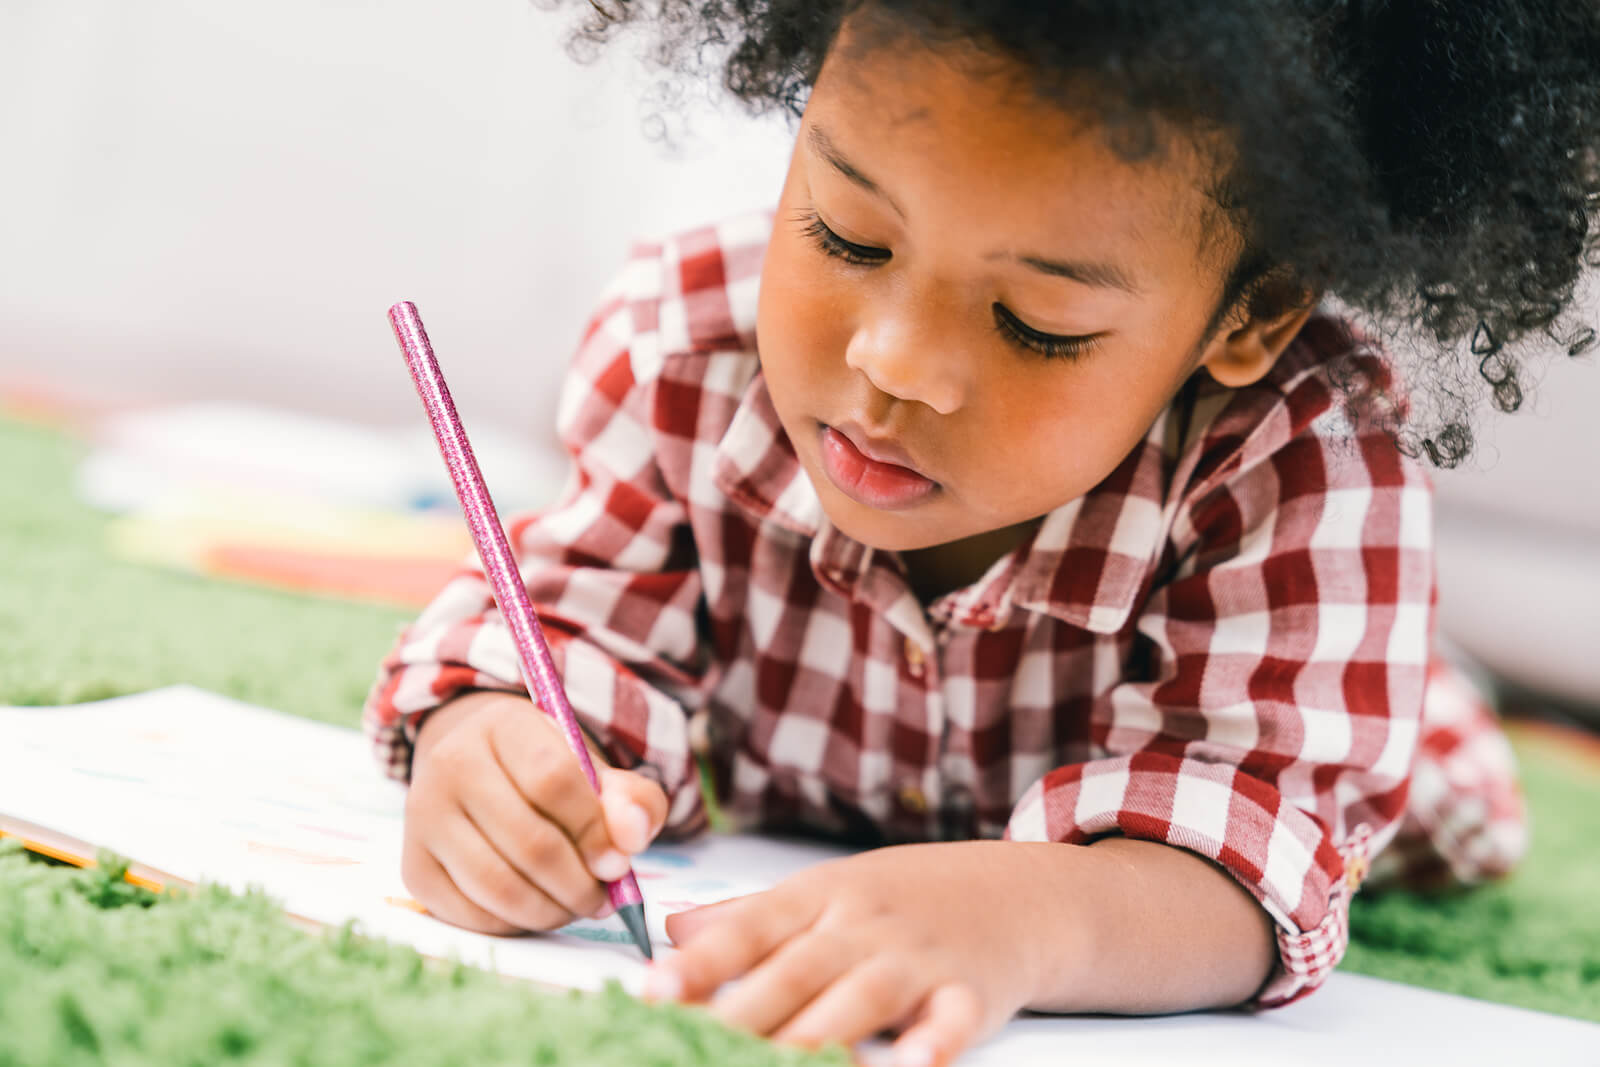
[1024,836,1277,1015]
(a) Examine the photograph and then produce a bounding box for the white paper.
[3,686,1594,1065]
[0,685,851,994]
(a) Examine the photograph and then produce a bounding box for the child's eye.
[795,208,1097,363]
[795,209,890,265]
[992,304,1099,362]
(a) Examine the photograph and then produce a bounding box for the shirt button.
[897,783,929,814]
[903,637,926,677]
[687,709,711,757]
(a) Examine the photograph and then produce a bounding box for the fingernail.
[643,965,681,1002]
[592,898,616,919]
[590,849,630,881]
[894,1042,935,1067]
[621,805,652,853]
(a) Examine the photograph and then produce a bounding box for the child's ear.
[1197,299,1316,389]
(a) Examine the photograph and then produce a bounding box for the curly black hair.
[543,0,1600,467]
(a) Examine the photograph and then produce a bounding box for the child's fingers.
[428,812,581,932]
[887,982,985,1067]
[489,712,626,881]
[662,894,753,944]
[646,891,805,1003]
[771,954,925,1048]
[712,925,862,1038]
[456,761,611,919]
[399,834,521,936]
[597,767,669,854]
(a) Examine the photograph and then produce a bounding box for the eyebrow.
[998,252,1142,294]
[807,125,905,219]
[806,123,1144,296]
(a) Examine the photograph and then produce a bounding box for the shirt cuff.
[366,660,504,784]
[364,617,705,834]
[1257,824,1374,1006]
[1004,752,1371,1007]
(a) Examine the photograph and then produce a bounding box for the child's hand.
[647,841,1058,1067]
[400,690,668,935]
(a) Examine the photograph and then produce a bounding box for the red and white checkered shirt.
[365,210,1523,1007]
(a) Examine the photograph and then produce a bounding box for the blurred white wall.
[2,0,1596,704]
[0,0,795,441]
[1430,361,1600,709]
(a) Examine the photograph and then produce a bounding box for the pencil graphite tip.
[617,902,652,960]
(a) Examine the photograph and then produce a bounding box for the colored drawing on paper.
[640,848,695,868]
[258,796,321,815]
[296,822,367,843]
[283,774,407,822]
[385,896,429,915]
[246,840,360,866]
[563,925,634,944]
[70,766,150,785]
[657,900,701,913]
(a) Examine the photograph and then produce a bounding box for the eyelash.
[794,208,1099,362]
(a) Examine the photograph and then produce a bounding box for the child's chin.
[814,490,958,553]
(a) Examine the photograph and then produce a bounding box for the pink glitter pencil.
[387,300,652,960]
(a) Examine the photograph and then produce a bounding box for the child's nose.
[843,299,972,416]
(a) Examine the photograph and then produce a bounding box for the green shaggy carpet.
[1,413,1596,1066]
[0,417,411,724]
[0,842,844,1067]
[1343,729,1600,1020]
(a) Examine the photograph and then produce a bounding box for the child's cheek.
[757,247,854,393]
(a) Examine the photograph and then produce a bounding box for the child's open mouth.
[818,424,939,510]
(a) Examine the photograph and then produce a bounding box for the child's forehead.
[807,35,1232,271]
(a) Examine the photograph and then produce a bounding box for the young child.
[365,2,1599,1062]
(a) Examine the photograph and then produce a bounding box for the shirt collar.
[711,370,824,538]
[712,371,1172,635]
[994,432,1170,634]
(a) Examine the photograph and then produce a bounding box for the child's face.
[756,20,1256,554]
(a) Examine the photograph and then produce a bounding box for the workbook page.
[0,685,846,992]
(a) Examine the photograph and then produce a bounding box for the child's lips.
[829,420,928,474]
[818,423,939,510]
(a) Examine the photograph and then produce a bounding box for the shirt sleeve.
[362,254,709,836]
[1005,408,1430,1007]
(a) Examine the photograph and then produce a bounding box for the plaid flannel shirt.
[366,209,1507,1006]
